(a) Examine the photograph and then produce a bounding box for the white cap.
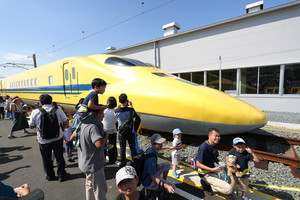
[150,133,166,144]
[233,137,246,145]
[116,166,137,186]
[172,128,182,135]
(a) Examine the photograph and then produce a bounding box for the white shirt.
[172,137,183,155]
[29,104,68,144]
[102,108,117,134]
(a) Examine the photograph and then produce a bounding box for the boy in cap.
[171,128,183,179]
[226,137,259,200]
[142,133,175,195]
[115,166,148,200]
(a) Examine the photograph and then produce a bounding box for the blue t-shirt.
[0,182,18,199]
[196,141,216,175]
[228,149,253,177]
[142,147,158,187]
[82,91,99,112]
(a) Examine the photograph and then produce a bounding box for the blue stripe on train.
[1,84,92,93]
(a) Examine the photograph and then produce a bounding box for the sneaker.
[229,194,236,200]
[241,195,248,200]
[67,157,74,162]
[46,176,58,181]
[8,135,16,139]
[69,153,73,157]
[171,171,179,179]
[103,144,114,150]
[23,131,30,134]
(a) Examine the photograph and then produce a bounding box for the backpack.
[190,153,198,170]
[118,111,133,135]
[39,107,60,139]
[131,151,157,186]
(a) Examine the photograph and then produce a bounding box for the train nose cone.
[202,90,267,133]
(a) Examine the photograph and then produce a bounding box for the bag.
[39,108,60,139]
[118,111,133,135]
[190,153,198,170]
[131,151,157,186]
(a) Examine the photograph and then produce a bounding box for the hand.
[166,184,175,194]
[245,147,253,154]
[212,167,221,173]
[128,100,132,107]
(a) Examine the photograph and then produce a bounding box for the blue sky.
[0,0,293,78]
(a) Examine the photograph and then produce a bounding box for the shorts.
[172,154,181,165]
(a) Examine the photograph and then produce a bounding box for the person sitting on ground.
[115,166,149,200]
[0,182,30,199]
[227,137,259,200]
[196,128,233,199]
[142,133,175,195]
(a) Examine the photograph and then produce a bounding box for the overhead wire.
[38,0,176,58]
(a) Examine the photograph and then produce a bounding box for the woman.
[8,98,30,139]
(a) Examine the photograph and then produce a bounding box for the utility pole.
[33,54,37,68]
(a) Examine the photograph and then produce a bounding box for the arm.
[162,146,175,150]
[196,160,221,173]
[94,131,109,149]
[150,175,175,194]
[246,147,259,163]
[87,100,108,110]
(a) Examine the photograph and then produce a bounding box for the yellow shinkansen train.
[0,54,267,135]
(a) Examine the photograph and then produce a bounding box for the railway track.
[141,130,300,179]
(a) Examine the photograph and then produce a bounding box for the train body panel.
[0,54,267,135]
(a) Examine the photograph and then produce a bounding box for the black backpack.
[118,111,133,135]
[39,108,60,139]
[131,151,157,186]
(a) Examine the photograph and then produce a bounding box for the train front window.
[105,57,149,67]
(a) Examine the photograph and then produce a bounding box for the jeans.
[39,138,67,179]
[64,141,74,155]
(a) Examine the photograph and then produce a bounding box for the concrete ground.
[1,119,218,200]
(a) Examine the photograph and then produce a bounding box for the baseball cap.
[233,137,246,145]
[172,128,182,135]
[116,166,137,186]
[150,133,166,144]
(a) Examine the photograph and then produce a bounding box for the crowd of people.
[0,78,259,200]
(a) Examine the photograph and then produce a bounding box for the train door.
[62,61,79,97]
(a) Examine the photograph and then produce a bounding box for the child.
[115,166,148,200]
[171,128,183,179]
[102,96,118,164]
[226,137,259,200]
[77,78,108,121]
[63,119,74,162]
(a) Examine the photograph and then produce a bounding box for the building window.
[207,70,219,90]
[241,67,258,94]
[180,73,191,81]
[192,72,204,85]
[72,67,76,79]
[221,69,236,92]
[49,76,53,85]
[65,69,69,80]
[172,73,179,77]
[259,66,280,94]
[284,64,300,94]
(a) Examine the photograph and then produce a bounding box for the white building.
[107,1,300,113]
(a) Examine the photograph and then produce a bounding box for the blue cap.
[173,128,182,135]
[233,137,246,145]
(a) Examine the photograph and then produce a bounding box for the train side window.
[35,78,38,86]
[72,67,75,79]
[31,79,34,87]
[27,80,30,87]
[49,76,53,85]
[21,81,23,87]
[65,69,69,80]
[24,80,26,87]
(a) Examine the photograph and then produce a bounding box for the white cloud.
[3,53,32,61]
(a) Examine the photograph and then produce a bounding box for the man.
[115,166,148,200]
[115,93,141,167]
[196,128,233,199]
[142,133,175,194]
[29,94,69,182]
[77,109,109,200]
